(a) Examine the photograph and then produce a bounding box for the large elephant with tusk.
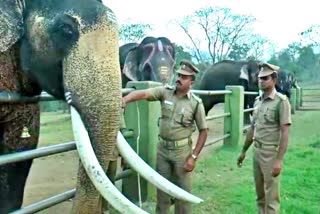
[0,0,202,213]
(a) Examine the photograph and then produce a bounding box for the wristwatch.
[191,154,198,160]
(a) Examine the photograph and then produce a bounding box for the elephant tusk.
[117,132,204,204]
[70,107,149,214]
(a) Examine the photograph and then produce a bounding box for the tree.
[119,22,152,43]
[174,7,256,64]
[173,43,193,66]
[299,25,320,47]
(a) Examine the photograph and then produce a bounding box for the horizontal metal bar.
[302,88,320,90]
[243,107,256,113]
[122,130,135,138]
[303,95,320,97]
[0,142,76,166]
[0,89,135,103]
[11,169,133,214]
[191,90,232,95]
[298,107,320,111]
[122,88,135,95]
[10,189,76,214]
[243,125,252,131]
[0,92,57,103]
[204,134,230,147]
[244,91,259,95]
[206,112,230,121]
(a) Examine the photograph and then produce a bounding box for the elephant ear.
[123,49,139,81]
[0,0,25,52]
[239,64,249,81]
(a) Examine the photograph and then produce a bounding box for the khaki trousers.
[156,143,192,214]
[253,147,280,214]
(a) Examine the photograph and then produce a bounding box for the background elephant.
[198,60,293,124]
[120,36,176,88]
[0,0,121,213]
[198,60,261,116]
[276,70,295,99]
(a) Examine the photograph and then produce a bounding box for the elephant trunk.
[63,18,121,213]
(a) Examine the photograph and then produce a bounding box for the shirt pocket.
[161,102,174,119]
[174,108,194,127]
[264,107,277,123]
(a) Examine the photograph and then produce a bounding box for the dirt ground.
[22,104,227,213]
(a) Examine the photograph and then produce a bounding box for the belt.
[254,141,279,151]
[159,136,190,149]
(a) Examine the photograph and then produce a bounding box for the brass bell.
[20,127,31,138]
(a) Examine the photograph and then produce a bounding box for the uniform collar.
[174,88,192,99]
[262,88,277,100]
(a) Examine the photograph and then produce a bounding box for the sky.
[105,0,320,53]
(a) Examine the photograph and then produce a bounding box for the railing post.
[299,87,303,107]
[296,86,301,110]
[122,81,162,203]
[290,88,297,114]
[223,86,244,146]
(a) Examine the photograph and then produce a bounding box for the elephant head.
[239,60,261,91]
[1,0,201,213]
[121,36,175,87]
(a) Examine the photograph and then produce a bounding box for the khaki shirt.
[146,85,208,141]
[252,89,292,146]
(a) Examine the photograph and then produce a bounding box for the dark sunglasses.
[259,76,271,81]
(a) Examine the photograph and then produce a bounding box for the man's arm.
[241,126,254,153]
[277,124,290,161]
[123,90,151,105]
[192,129,208,158]
[237,126,254,167]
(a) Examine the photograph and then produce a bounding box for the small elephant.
[120,36,176,88]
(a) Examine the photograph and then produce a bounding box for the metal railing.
[1,86,262,212]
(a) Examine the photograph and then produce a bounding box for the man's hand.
[272,159,283,177]
[237,152,246,168]
[184,155,196,172]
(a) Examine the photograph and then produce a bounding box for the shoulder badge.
[276,92,287,101]
[191,93,202,104]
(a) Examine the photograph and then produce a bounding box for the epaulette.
[164,84,174,90]
[276,92,287,100]
[191,93,202,104]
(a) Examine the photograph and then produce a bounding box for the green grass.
[38,112,74,146]
[192,110,320,213]
[37,98,320,213]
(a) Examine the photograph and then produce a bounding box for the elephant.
[119,36,175,88]
[198,60,292,124]
[276,70,294,99]
[0,1,199,213]
[198,60,260,116]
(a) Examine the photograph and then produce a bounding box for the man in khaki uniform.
[237,63,292,214]
[122,60,208,214]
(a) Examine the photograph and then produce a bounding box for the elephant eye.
[59,23,74,37]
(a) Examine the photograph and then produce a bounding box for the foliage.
[119,23,152,43]
[172,7,275,64]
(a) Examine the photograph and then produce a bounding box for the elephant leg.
[0,103,40,213]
